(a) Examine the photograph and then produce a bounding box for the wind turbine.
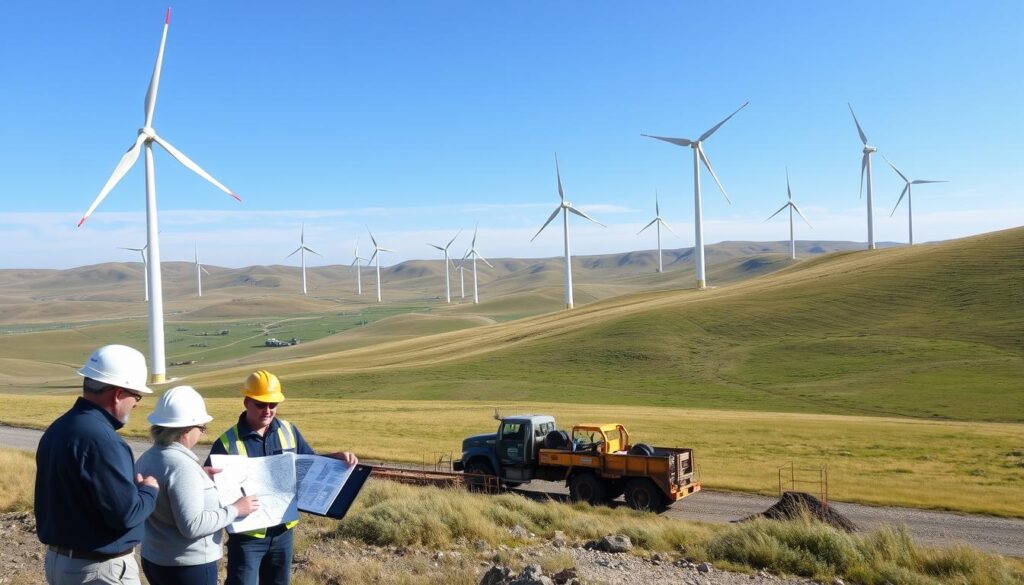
[78,9,241,383]
[285,223,321,295]
[119,245,149,301]
[455,256,467,300]
[194,243,210,297]
[884,156,947,246]
[637,190,679,273]
[427,230,461,303]
[531,155,606,309]
[463,223,493,304]
[765,169,813,260]
[366,228,392,303]
[849,104,879,250]
[642,101,748,289]
[351,239,367,295]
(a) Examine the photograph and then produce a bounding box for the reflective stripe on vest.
[216,420,300,538]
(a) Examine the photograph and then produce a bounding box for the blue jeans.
[224,525,293,585]
[141,558,218,585]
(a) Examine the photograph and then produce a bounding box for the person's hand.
[136,473,159,490]
[203,466,222,479]
[328,451,358,466]
[231,495,260,518]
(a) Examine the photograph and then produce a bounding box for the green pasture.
[4,397,1023,517]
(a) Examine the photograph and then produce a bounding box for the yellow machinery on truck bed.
[455,416,700,511]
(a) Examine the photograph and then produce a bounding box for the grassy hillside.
[182,227,1024,422]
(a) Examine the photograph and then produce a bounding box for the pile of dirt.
[743,491,857,532]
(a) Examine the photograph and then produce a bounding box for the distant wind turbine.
[427,230,462,303]
[642,101,748,289]
[531,155,606,309]
[765,169,813,260]
[463,223,493,305]
[637,190,679,273]
[119,245,149,301]
[351,239,367,295]
[194,243,210,297]
[884,156,947,246]
[366,228,392,303]
[455,256,467,300]
[849,104,879,250]
[78,9,241,383]
[285,223,320,295]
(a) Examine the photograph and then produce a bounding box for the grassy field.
[4,398,1023,517]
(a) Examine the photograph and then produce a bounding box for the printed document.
[211,453,300,533]
[294,454,354,515]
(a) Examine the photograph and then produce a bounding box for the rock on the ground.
[510,525,530,540]
[596,534,633,553]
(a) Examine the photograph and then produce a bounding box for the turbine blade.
[285,247,301,259]
[792,204,813,229]
[640,134,693,147]
[890,184,910,216]
[202,266,211,275]
[446,228,462,248]
[655,190,660,215]
[698,145,732,204]
[859,153,868,199]
[428,243,444,251]
[378,247,393,253]
[304,246,321,257]
[531,207,562,241]
[637,218,658,235]
[366,227,378,247]
[786,168,793,201]
[848,103,868,145]
[368,249,378,263]
[79,135,146,227]
[698,101,749,142]
[151,134,241,201]
[143,9,171,127]
[478,254,494,268]
[883,155,910,183]
[661,219,680,237]
[472,222,479,246]
[765,203,789,221]
[555,154,565,202]
[912,179,947,184]
[568,206,606,227]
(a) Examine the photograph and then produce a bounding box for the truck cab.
[454,414,556,485]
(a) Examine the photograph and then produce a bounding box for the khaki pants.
[44,548,141,585]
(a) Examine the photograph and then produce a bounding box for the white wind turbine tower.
[194,243,210,297]
[427,230,461,303]
[849,104,879,250]
[285,223,321,295]
[637,190,679,273]
[455,256,467,300]
[351,239,367,295]
[642,101,748,289]
[531,155,606,309]
[78,9,240,383]
[765,169,813,260]
[884,156,947,246]
[366,228,392,303]
[463,223,493,305]
[119,245,149,301]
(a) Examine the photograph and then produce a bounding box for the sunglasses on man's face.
[251,401,279,411]
[119,389,144,402]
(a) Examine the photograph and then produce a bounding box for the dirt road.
[4,425,1021,558]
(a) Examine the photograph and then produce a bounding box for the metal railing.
[778,462,828,504]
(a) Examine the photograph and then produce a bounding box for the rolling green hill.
[185,227,1024,423]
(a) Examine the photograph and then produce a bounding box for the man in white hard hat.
[35,344,160,585]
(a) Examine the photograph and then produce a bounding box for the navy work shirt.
[207,413,315,462]
[34,398,158,554]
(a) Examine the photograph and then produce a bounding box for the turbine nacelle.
[863,145,877,154]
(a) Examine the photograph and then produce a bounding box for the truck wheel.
[625,478,666,512]
[568,472,608,505]
[464,460,496,492]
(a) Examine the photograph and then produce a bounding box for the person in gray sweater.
[137,386,260,585]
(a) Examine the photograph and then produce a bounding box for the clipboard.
[302,463,373,519]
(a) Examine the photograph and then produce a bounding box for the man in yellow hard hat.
[207,370,357,585]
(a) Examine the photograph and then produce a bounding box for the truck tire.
[628,443,655,456]
[464,460,496,492]
[568,472,608,505]
[624,478,666,512]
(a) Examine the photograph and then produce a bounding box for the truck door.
[498,421,529,467]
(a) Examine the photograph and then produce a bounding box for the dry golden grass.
[4,397,1023,516]
[0,448,35,513]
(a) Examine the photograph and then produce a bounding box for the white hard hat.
[148,385,214,427]
[77,344,152,394]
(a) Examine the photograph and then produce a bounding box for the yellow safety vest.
[217,419,300,538]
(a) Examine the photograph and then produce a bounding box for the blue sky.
[1,1,1021,269]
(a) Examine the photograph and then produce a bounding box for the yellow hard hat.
[241,370,286,403]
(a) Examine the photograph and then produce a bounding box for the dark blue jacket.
[34,398,158,554]
[206,413,315,462]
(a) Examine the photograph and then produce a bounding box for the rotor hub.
[864,145,877,154]
[139,127,157,141]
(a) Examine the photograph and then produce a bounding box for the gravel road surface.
[5,424,1021,558]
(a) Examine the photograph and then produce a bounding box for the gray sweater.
[137,442,238,566]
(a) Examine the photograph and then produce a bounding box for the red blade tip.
[165,7,171,24]
[230,193,242,202]
[77,217,87,228]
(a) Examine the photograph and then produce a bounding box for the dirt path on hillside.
[3,425,1021,558]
